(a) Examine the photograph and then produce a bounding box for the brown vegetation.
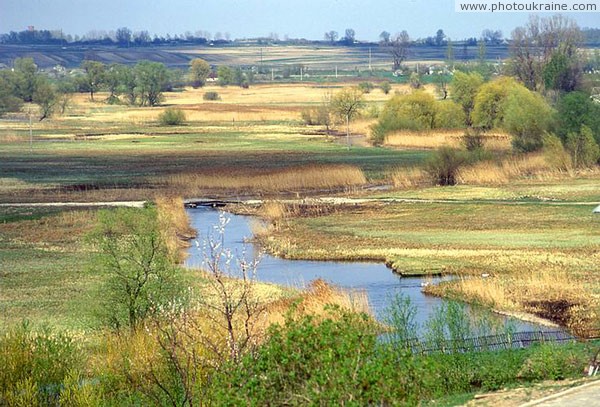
[159,164,367,196]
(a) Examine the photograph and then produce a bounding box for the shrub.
[462,128,486,151]
[89,207,186,330]
[380,81,392,94]
[0,322,84,405]
[566,125,600,168]
[202,91,221,101]
[426,147,467,186]
[358,81,375,93]
[158,108,186,126]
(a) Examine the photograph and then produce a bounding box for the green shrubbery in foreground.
[1,302,595,405]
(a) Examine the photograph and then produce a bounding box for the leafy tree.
[32,78,57,121]
[472,76,519,130]
[217,66,233,86]
[134,61,168,106]
[331,87,365,148]
[13,57,38,102]
[0,71,23,115]
[189,58,211,88]
[556,91,600,142]
[451,71,484,126]
[81,60,106,101]
[566,125,600,168]
[426,147,466,185]
[503,86,554,152]
[89,207,185,330]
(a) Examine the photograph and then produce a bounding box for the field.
[1,79,599,336]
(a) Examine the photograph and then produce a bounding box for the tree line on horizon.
[2,25,600,48]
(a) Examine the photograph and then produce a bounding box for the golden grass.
[390,167,430,188]
[155,195,196,261]
[263,279,372,327]
[457,153,566,185]
[160,164,367,195]
[428,268,598,334]
[385,130,511,151]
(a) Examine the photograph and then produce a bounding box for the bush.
[0,322,84,405]
[380,81,392,94]
[89,207,186,330]
[566,125,600,168]
[358,82,375,93]
[158,108,186,126]
[426,147,467,186]
[203,91,221,101]
[462,128,486,151]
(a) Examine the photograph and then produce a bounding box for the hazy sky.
[2,0,599,41]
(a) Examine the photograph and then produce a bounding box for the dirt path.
[519,379,600,407]
[0,201,146,208]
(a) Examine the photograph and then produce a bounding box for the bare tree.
[324,30,338,44]
[386,31,411,71]
[510,15,583,91]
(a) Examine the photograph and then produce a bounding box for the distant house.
[594,205,600,214]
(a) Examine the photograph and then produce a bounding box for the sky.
[1,0,599,41]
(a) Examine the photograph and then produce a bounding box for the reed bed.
[155,195,196,261]
[161,164,367,195]
[390,167,431,188]
[457,153,566,185]
[385,130,511,151]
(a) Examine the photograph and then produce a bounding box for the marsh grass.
[457,153,568,185]
[385,130,511,151]
[160,164,367,195]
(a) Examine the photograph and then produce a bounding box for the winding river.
[184,206,553,333]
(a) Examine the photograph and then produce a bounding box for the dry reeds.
[390,167,430,189]
[155,195,196,261]
[385,130,511,151]
[265,279,371,327]
[161,165,367,195]
[457,153,563,185]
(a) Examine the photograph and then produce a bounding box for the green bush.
[358,81,375,93]
[0,322,84,405]
[158,108,186,126]
[426,147,467,186]
[566,125,600,168]
[203,91,221,101]
[380,81,392,94]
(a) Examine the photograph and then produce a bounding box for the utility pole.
[29,108,33,153]
[271,67,274,81]
[300,66,303,81]
[335,65,338,79]
[369,47,372,71]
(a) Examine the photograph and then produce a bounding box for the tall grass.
[390,167,430,188]
[385,130,511,151]
[155,195,196,261]
[161,165,367,195]
[456,153,564,185]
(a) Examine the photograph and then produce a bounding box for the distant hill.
[0,43,511,70]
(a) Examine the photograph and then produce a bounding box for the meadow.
[1,76,599,404]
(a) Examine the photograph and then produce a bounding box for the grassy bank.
[256,196,600,334]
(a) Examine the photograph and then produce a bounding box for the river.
[184,206,553,333]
